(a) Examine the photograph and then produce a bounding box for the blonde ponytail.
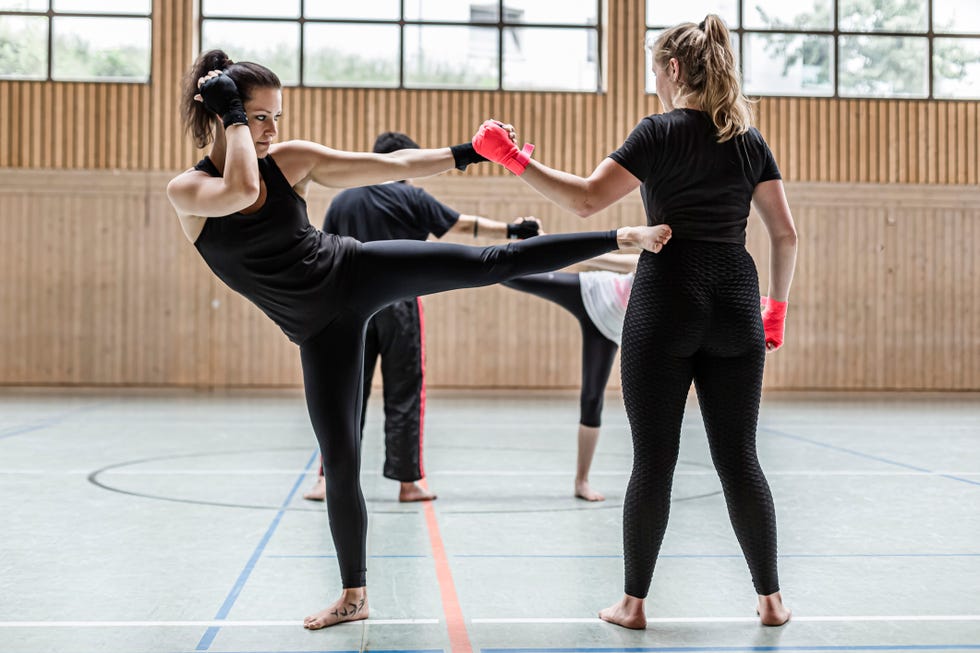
[652,15,752,142]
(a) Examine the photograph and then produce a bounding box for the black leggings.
[299,231,618,588]
[502,272,619,427]
[620,240,778,598]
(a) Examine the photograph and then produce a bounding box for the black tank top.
[193,155,361,344]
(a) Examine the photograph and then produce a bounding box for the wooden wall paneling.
[148,186,212,385]
[1,0,979,181]
[924,103,933,185]
[51,82,62,169]
[860,100,879,183]
[875,99,887,182]
[1,193,26,379]
[936,101,947,184]
[793,99,805,180]
[2,0,979,388]
[968,101,978,184]
[0,82,7,166]
[953,102,964,185]
[9,84,21,166]
[889,101,901,183]
[1,173,978,389]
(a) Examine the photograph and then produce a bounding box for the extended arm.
[446,215,540,240]
[520,158,641,218]
[276,141,482,190]
[472,120,641,218]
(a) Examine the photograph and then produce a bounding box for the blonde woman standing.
[472,15,797,629]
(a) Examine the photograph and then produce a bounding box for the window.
[646,0,980,99]
[0,0,152,82]
[200,0,603,91]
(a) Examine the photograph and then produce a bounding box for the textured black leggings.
[502,272,619,427]
[299,231,619,588]
[620,240,779,598]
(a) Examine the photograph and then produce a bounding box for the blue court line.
[203,650,442,653]
[759,427,980,488]
[0,401,106,441]
[267,554,428,559]
[266,553,980,561]
[194,449,320,651]
[452,553,980,559]
[482,646,980,653]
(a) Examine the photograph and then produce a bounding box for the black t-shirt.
[323,182,460,242]
[608,108,781,245]
[193,155,361,345]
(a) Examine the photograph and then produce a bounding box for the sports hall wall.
[0,0,977,390]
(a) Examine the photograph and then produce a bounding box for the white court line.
[472,615,980,624]
[2,469,979,477]
[0,619,438,628]
[2,616,978,628]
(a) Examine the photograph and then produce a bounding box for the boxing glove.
[472,120,534,175]
[449,143,488,171]
[506,219,540,240]
[200,73,247,129]
[761,297,788,351]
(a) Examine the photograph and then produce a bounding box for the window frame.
[0,1,153,84]
[198,0,605,92]
[645,0,980,100]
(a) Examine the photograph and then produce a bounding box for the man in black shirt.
[304,131,540,502]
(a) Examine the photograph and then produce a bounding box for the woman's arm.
[447,215,540,240]
[274,140,459,189]
[520,157,641,218]
[472,121,640,218]
[752,179,798,302]
[166,123,260,218]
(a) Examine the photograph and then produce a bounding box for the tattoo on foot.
[330,599,365,620]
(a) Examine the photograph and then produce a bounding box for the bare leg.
[757,591,791,626]
[303,475,326,501]
[598,594,646,629]
[303,587,369,629]
[399,480,437,502]
[575,424,604,501]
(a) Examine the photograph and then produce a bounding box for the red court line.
[420,480,473,653]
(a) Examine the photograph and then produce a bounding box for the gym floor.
[1,388,978,653]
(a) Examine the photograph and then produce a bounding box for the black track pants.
[361,299,427,482]
[620,240,779,598]
[299,231,619,588]
[502,272,619,427]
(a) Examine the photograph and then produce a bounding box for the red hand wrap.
[472,120,535,175]
[761,297,788,351]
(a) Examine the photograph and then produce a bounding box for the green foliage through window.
[0,3,151,82]
[647,0,980,98]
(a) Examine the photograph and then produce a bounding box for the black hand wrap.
[506,219,540,240]
[450,143,488,171]
[200,74,247,129]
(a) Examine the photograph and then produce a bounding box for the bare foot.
[617,225,671,253]
[575,479,605,502]
[303,588,368,630]
[757,591,791,626]
[598,594,646,629]
[302,476,325,502]
[399,481,437,502]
